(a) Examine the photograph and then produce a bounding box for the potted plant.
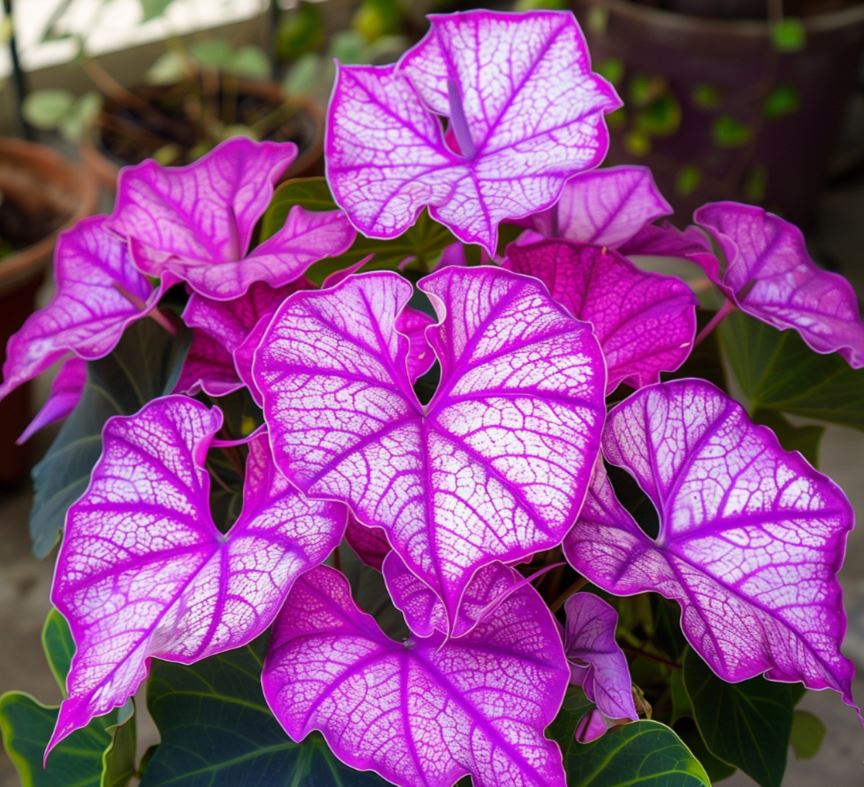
[571,0,864,225]
[0,9,862,786]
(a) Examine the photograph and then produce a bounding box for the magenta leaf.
[383,554,527,638]
[0,216,157,400]
[48,396,346,751]
[254,266,605,625]
[177,282,301,397]
[564,379,858,713]
[694,202,864,368]
[524,166,671,248]
[345,516,391,570]
[17,358,86,444]
[563,593,637,740]
[505,241,696,392]
[109,138,355,300]
[262,565,569,786]
[326,10,620,254]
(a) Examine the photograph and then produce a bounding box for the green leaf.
[674,719,737,782]
[719,310,864,430]
[260,177,456,284]
[277,1,325,60]
[565,720,710,786]
[139,0,174,22]
[596,57,624,86]
[282,53,324,97]
[230,46,270,80]
[752,409,824,466]
[29,319,190,558]
[189,39,233,69]
[683,649,799,787]
[691,83,721,111]
[674,165,701,196]
[141,639,386,786]
[23,90,75,130]
[712,116,752,148]
[763,85,799,118]
[669,669,692,724]
[0,610,137,787]
[789,709,826,760]
[146,51,188,85]
[59,93,103,144]
[771,19,806,52]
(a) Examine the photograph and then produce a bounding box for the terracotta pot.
[81,80,325,191]
[0,139,98,485]
[572,0,864,227]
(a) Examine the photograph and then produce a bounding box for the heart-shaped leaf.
[254,266,605,623]
[29,318,190,558]
[521,166,671,248]
[0,216,158,401]
[48,397,346,750]
[108,138,355,300]
[262,565,570,787]
[505,241,696,392]
[683,648,801,787]
[564,379,857,713]
[565,720,710,786]
[142,637,386,786]
[694,202,864,368]
[327,10,620,253]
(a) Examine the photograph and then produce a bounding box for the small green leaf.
[624,131,651,157]
[763,85,800,118]
[790,709,826,759]
[139,0,173,22]
[230,46,270,80]
[628,74,667,108]
[692,83,721,110]
[683,649,799,787]
[675,165,701,196]
[771,19,807,52]
[282,53,324,97]
[189,39,233,69]
[29,319,190,557]
[634,94,681,138]
[146,51,188,85]
[596,57,624,85]
[59,93,103,143]
[566,719,710,786]
[42,609,74,690]
[719,310,864,430]
[23,90,75,130]
[141,638,386,785]
[277,1,325,60]
[712,116,752,148]
[329,30,368,64]
[744,166,768,202]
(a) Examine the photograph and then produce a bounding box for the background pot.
[573,0,864,226]
[0,139,98,486]
[81,80,325,191]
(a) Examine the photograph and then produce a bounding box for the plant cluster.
[1,10,862,787]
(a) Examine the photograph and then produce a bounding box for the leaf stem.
[694,299,735,347]
[549,577,588,614]
[111,282,177,336]
[622,644,681,670]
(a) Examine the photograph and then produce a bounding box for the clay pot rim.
[80,78,325,191]
[580,0,864,38]
[0,138,98,291]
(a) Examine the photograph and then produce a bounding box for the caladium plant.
[0,9,861,787]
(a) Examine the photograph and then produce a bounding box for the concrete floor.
[1,185,863,786]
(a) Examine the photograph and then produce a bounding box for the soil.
[95,80,319,168]
[0,192,64,260]
[632,0,858,19]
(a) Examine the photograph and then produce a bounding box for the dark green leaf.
[142,638,386,786]
[669,669,692,724]
[565,720,710,786]
[674,719,736,782]
[712,116,752,148]
[719,311,864,430]
[29,319,190,557]
[260,177,340,237]
[548,686,595,763]
[683,649,799,787]
[771,19,806,52]
[752,409,824,466]
[763,85,799,118]
[789,709,826,760]
[0,610,136,787]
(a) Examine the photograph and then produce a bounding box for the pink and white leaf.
[254,266,605,625]
[262,565,569,787]
[694,202,864,367]
[47,396,346,752]
[345,516,391,570]
[326,11,620,254]
[0,216,157,400]
[523,166,671,248]
[564,379,858,713]
[17,358,87,444]
[505,241,696,392]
